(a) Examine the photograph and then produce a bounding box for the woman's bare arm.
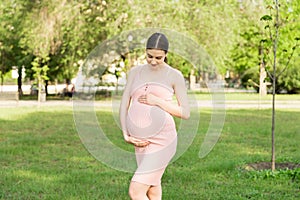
[119,67,150,147]
[138,69,190,119]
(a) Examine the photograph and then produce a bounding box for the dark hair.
[146,32,169,63]
[146,32,169,52]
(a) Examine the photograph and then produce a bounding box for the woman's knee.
[128,186,138,199]
[147,185,162,200]
[129,182,149,200]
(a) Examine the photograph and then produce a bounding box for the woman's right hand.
[123,134,150,147]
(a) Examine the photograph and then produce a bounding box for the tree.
[4,0,298,98]
[185,0,243,75]
[20,3,58,101]
[225,0,271,92]
[260,0,299,171]
[19,0,109,98]
[0,0,31,93]
[56,0,109,82]
[228,25,263,89]
[274,0,300,94]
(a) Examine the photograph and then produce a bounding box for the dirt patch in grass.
[245,162,300,170]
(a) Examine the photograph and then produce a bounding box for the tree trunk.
[259,45,267,96]
[189,69,196,90]
[18,66,23,96]
[38,74,42,103]
[271,78,276,171]
[45,80,49,96]
[271,0,280,172]
[0,72,3,92]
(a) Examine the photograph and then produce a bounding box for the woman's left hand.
[138,93,158,106]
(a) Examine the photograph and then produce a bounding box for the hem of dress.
[130,179,161,186]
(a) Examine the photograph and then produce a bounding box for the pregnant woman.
[119,32,190,200]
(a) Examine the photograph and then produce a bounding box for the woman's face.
[146,49,166,68]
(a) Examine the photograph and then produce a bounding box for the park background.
[1,0,300,199]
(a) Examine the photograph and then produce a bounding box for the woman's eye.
[147,54,163,60]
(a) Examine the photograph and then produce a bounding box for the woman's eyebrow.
[147,53,163,58]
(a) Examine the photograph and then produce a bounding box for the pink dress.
[126,65,177,186]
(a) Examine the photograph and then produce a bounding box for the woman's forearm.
[139,93,190,120]
[119,94,130,136]
[155,98,190,120]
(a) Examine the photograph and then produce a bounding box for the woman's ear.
[164,55,168,63]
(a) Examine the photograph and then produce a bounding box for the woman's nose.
[150,59,157,64]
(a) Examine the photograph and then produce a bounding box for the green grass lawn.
[0,104,299,199]
[189,92,300,101]
[18,91,300,102]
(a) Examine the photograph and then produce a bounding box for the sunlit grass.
[0,104,299,199]
[190,92,300,101]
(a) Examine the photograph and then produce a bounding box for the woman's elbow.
[183,114,190,120]
[181,110,190,120]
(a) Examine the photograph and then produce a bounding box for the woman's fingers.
[138,95,147,104]
[128,136,150,147]
[138,94,156,106]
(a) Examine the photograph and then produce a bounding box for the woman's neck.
[146,63,167,72]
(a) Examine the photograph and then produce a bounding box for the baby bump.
[127,102,169,139]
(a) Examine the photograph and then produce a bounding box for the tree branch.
[265,65,274,81]
[277,41,299,77]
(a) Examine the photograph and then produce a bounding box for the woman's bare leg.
[147,184,162,200]
[129,181,150,200]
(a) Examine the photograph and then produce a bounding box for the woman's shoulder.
[166,64,184,78]
[126,64,146,80]
[128,64,146,74]
[165,65,185,88]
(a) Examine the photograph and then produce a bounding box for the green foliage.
[260,15,273,21]
[277,60,300,93]
[227,0,300,92]
[245,168,300,182]
[31,57,49,81]
[0,0,299,93]
[0,0,29,76]
[167,52,193,78]
[228,25,262,88]
[259,0,300,94]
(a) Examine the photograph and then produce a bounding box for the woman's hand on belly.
[124,134,150,147]
[138,93,159,106]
